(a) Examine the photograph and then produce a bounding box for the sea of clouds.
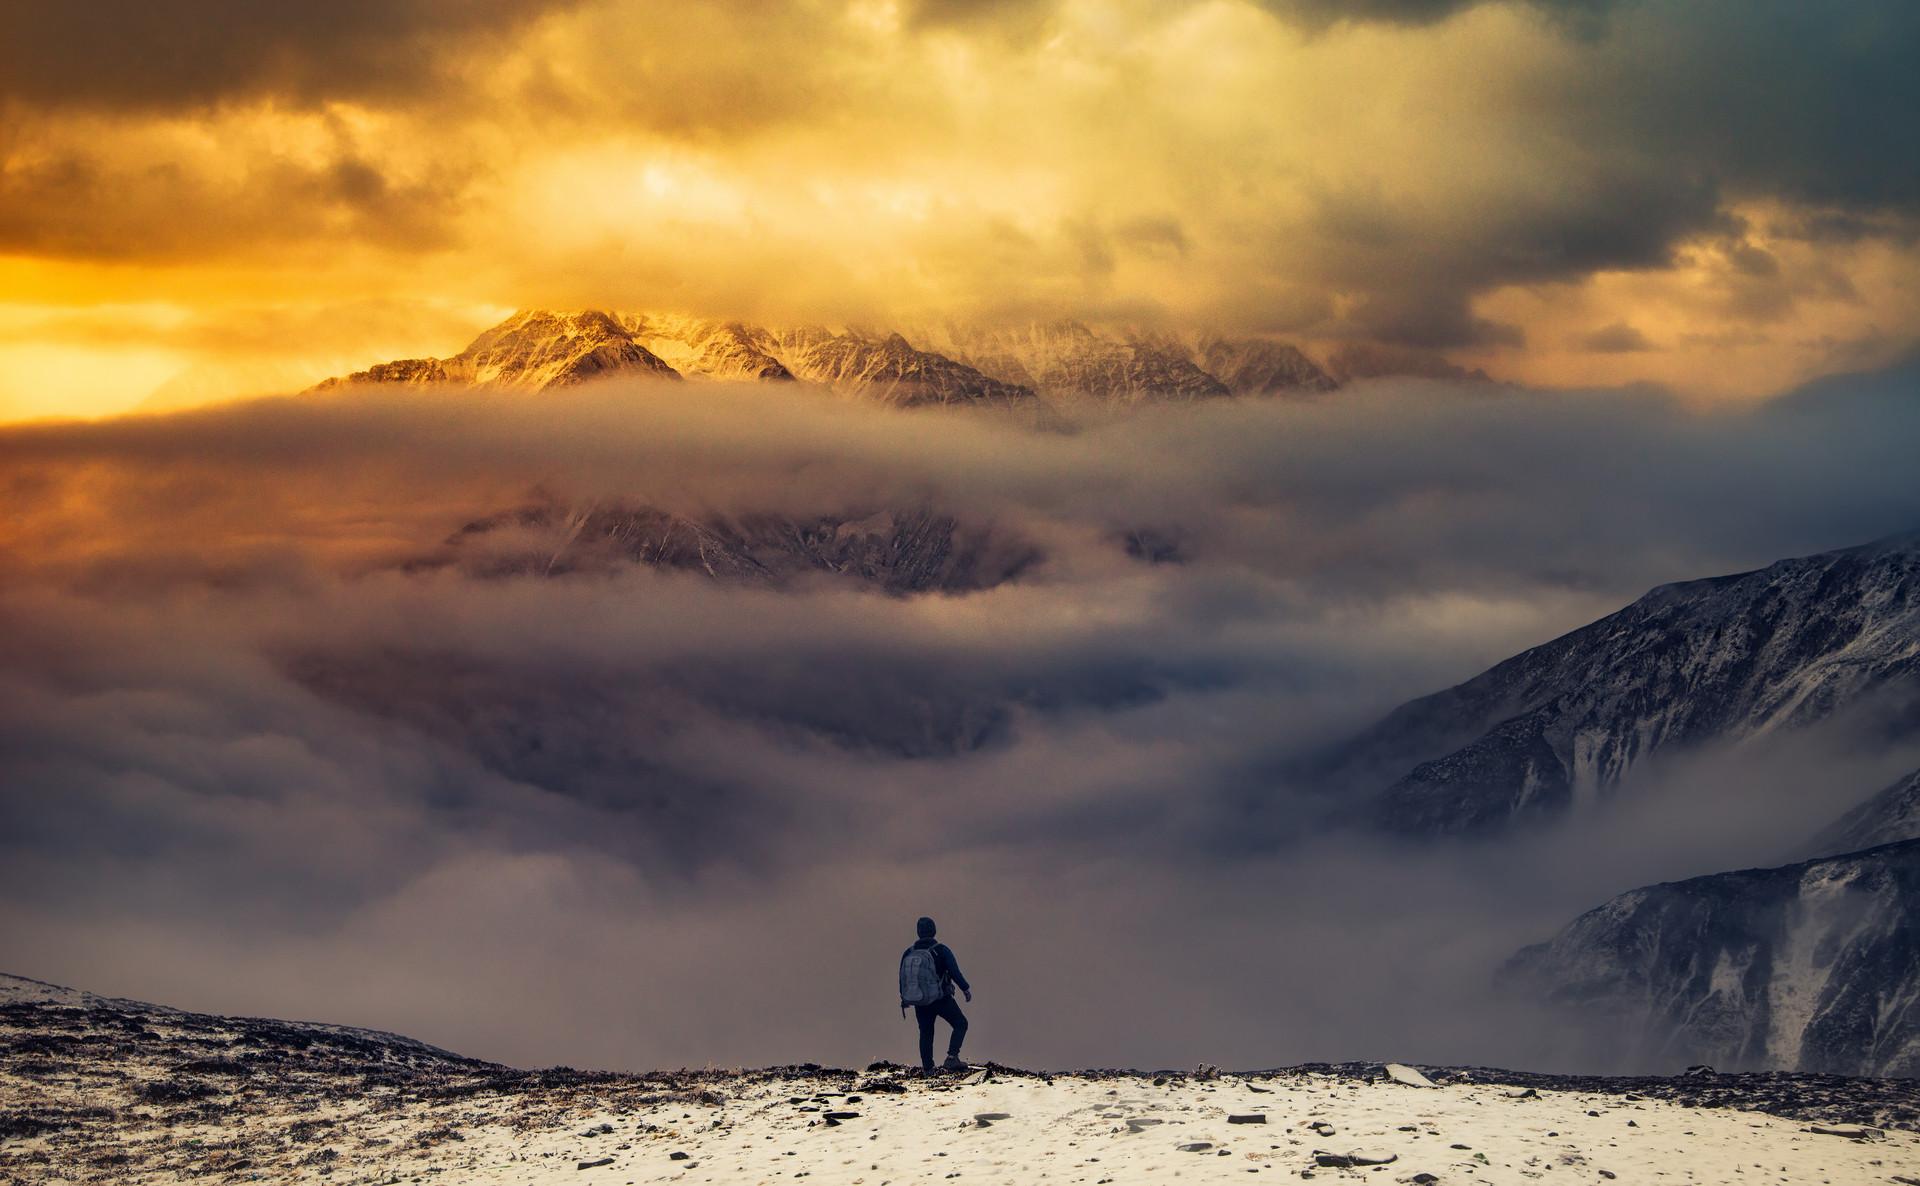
[4,364,1919,1072]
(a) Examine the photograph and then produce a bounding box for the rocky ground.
[4,975,1917,1185]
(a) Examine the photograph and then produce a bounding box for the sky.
[4,0,1920,418]
[4,366,1920,1071]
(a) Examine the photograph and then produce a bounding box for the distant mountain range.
[315,310,1337,406]
[428,498,1041,595]
[1313,533,1920,837]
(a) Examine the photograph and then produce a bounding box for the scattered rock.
[1384,1064,1438,1089]
[668,1151,690,1161]
[855,1079,907,1094]
[1506,1088,1539,1099]
[577,1157,615,1170]
[1229,1114,1266,1124]
[1124,1119,1163,1134]
[1412,1175,1439,1184]
[1807,1123,1885,1140]
[973,1112,1010,1122]
[1313,1151,1397,1168]
[1178,1142,1213,1153]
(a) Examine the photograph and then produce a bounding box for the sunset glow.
[5,1,1916,418]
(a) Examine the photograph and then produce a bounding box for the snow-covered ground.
[3,974,1914,1185]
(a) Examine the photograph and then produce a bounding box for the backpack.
[899,945,945,1006]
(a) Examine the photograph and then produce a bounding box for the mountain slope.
[317,310,680,392]
[1813,767,1920,856]
[771,327,1033,408]
[1501,840,1920,1076]
[1316,533,1920,835]
[932,321,1231,403]
[1190,333,1339,396]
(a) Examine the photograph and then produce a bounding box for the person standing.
[898,916,971,1072]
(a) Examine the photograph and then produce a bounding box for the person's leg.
[914,1004,937,1071]
[938,995,968,1061]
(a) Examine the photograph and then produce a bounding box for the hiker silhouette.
[898,916,971,1072]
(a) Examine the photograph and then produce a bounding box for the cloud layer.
[4,366,1918,1070]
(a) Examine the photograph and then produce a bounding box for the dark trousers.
[914,995,968,1069]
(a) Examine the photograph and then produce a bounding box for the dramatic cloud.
[4,0,1920,418]
[4,366,1918,1069]
[0,0,580,111]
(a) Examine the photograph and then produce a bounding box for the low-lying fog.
[4,365,1919,1072]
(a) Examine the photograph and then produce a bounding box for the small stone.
[669,1152,689,1161]
[1229,1114,1267,1125]
[1413,1176,1439,1184]
[577,1157,615,1170]
[1178,1142,1213,1153]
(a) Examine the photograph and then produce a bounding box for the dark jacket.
[902,937,970,998]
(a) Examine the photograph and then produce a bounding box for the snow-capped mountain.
[1813,767,1920,856]
[315,310,1334,405]
[316,310,680,392]
[435,498,1040,594]
[1316,533,1920,836]
[1501,839,1920,1076]
[924,321,1228,402]
[921,320,1337,401]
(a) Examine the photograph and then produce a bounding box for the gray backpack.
[899,945,945,1006]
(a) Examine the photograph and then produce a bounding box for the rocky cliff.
[1502,839,1920,1076]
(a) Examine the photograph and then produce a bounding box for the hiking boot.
[942,1055,968,1072]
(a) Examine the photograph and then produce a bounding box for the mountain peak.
[314,310,1338,406]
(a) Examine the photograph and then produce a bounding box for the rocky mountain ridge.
[1315,532,1920,836]
[317,309,1336,406]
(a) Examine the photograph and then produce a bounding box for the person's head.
[916,916,937,939]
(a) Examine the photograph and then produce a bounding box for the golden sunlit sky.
[2,0,1917,420]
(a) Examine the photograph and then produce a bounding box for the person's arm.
[941,946,972,998]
